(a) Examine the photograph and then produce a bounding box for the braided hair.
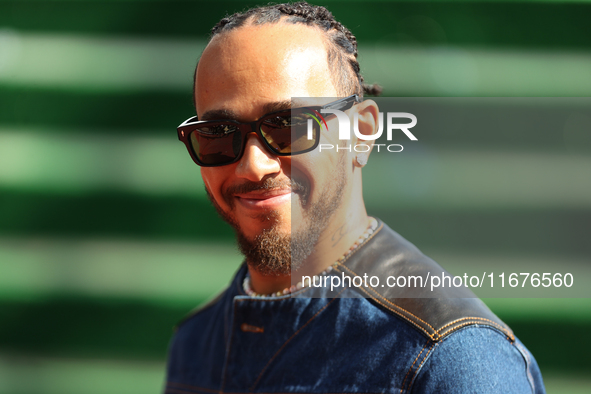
[207,1,382,97]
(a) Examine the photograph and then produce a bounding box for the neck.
[248,208,370,295]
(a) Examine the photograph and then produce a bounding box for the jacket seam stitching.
[515,341,536,393]
[334,263,437,333]
[331,267,436,340]
[405,342,436,393]
[399,340,431,393]
[438,316,497,332]
[335,224,514,340]
[438,319,513,340]
[334,264,513,340]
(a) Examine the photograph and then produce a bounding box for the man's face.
[195,23,351,273]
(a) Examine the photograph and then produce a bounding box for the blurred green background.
[0,0,590,393]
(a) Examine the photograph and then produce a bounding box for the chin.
[237,211,291,239]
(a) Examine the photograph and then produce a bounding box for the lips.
[234,188,292,210]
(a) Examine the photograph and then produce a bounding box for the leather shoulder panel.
[335,219,514,342]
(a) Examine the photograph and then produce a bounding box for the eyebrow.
[199,99,308,122]
[262,100,292,114]
[199,108,240,121]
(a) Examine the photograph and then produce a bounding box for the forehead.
[194,22,338,119]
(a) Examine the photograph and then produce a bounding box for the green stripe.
[0,238,240,303]
[0,188,235,240]
[0,354,165,394]
[364,151,591,210]
[2,32,591,95]
[0,86,192,132]
[1,2,591,49]
[359,45,591,96]
[0,129,204,196]
[0,32,204,92]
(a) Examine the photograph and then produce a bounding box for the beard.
[205,155,347,277]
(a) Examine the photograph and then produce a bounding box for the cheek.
[200,168,214,191]
[292,148,342,196]
[201,168,230,206]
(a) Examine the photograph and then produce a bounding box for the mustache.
[223,177,309,204]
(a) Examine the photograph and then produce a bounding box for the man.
[165,2,545,393]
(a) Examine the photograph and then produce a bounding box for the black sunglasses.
[177,95,360,167]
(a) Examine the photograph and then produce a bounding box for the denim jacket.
[165,219,545,393]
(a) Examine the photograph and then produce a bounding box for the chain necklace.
[243,217,378,298]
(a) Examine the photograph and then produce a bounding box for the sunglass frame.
[177,94,360,167]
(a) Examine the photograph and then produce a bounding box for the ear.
[351,99,380,168]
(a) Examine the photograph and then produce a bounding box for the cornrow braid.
[208,1,382,97]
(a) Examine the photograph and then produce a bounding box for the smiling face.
[195,22,354,274]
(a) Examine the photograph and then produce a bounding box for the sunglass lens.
[189,124,242,165]
[259,111,319,154]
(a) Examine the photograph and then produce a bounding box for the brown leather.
[335,219,514,342]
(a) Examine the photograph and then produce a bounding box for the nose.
[235,133,281,181]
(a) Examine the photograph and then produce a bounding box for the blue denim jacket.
[165,220,545,393]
